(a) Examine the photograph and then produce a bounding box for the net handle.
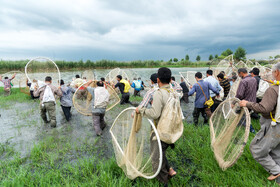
[109,107,163,179]
[24,57,61,86]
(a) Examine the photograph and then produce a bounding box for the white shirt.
[204,76,222,97]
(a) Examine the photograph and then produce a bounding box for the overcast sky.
[0,0,280,61]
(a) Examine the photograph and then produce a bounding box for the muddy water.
[0,67,206,158]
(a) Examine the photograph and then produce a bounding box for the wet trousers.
[40,101,56,127]
[120,92,131,105]
[4,88,11,96]
[193,107,208,125]
[92,113,106,135]
[133,89,140,97]
[150,132,170,184]
[61,106,72,121]
[180,92,189,103]
[250,117,280,175]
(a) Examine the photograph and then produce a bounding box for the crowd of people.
[1,63,280,186]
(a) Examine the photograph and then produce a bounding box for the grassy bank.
[0,59,210,73]
[0,89,278,186]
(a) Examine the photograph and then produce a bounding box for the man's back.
[189,80,213,108]
[220,78,231,97]
[205,76,221,97]
[180,82,189,93]
[236,76,257,102]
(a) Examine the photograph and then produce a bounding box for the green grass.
[0,91,279,186]
[0,59,212,73]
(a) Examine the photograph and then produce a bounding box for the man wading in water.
[240,62,280,184]
[114,75,132,105]
[85,80,109,136]
[136,67,177,186]
[34,76,62,128]
[0,73,16,96]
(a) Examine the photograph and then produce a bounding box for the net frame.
[81,70,95,81]
[209,98,250,170]
[110,107,163,179]
[179,71,205,87]
[25,57,61,87]
[72,81,120,116]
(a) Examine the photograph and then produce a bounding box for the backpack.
[42,85,56,103]
[256,79,269,99]
[134,80,142,89]
[94,87,109,108]
[156,88,184,144]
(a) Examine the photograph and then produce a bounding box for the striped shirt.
[236,75,257,102]
[1,79,12,89]
[219,78,231,98]
[139,84,158,108]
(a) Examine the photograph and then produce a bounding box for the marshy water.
[0,67,207,158]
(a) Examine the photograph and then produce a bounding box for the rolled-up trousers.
[250,117,280,175]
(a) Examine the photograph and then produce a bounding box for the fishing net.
[25,57,61,87]
[213,66,237,79]
[179,71,205,87]
[213,55,236,78]
[73,81,120,116]
[105,68,121,85]
[81,70,95,81]
[217,55,234,67]
[110,107,162,179]
[260,67,273,80]
[209,98,250,170]
[226,78,241,99]
[234,61,248,69]
[245,60,255,68]
[179,72,191,87]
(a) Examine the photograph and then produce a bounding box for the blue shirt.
[188,80,219,108]
[204,76,222,97]
[60,85,76,107]
[131,80,143,91]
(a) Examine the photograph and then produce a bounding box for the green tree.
[169,58,172,62]
[275,55,280,59]
[209,54,213,61]
[173,58,178,62]
[185,54,189,61]
[196,55,201,62]
[221,48,233,56]
[234,47,246,61]
[215,54,219,58]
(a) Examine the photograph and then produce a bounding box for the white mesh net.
[81,70,95,81]
[209,98,250,170]
[179,71,205,87]
[73,81,120,116]
[226,78,241,99]
[110,107,162,179]
[25,57,60,87]
[234,61,248,69]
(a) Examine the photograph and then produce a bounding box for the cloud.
[0,0,279,61]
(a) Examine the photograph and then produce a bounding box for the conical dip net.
[209,98,250,170]
[110,107,162,179]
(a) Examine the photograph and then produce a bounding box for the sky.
[0,0,280,61]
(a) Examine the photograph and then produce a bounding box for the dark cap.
[150,73,158,83]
